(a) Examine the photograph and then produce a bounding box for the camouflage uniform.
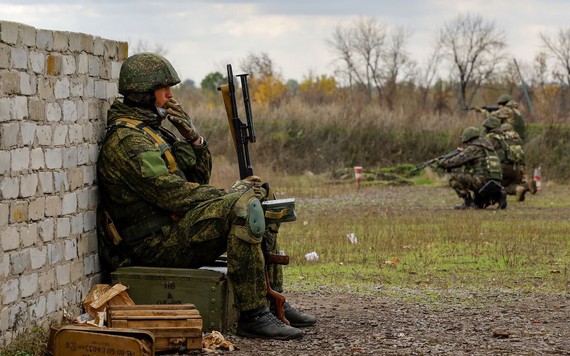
[501,124,533,199]
[437,130,503,207]
[486,94,526,141]
[97,55,283,312]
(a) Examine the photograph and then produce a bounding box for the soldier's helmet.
[462,127,480,143]
[482,117,501,129]
[497,94,511,105]
[119,53,180,95]
[501,123,514,131]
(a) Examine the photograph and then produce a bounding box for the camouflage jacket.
[487,101,525,140]
[97,99,224,233]
[485,129,509,164]
[438,136,502,181]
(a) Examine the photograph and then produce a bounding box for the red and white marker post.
[354,166,362,190]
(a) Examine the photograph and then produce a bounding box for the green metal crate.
[111,266,238,333]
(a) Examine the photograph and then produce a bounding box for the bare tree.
[239,52,279,81]
[328,17,387,99]
[382,27,415,110]
[416,42,443,110]
[438,13,506,109]
[540,28,570,86]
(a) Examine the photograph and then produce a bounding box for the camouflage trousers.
[129,191,283,312]
[448,173,487,199]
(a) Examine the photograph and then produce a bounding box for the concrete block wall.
[0,20,128,345]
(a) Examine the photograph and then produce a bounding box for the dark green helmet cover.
[462,126,480,143]
[497,94,511,105]
[119,53,180,95]
[483,117,501,129]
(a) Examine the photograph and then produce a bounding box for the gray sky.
[1,0,569,83]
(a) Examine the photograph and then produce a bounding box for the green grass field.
[264,173,570,296]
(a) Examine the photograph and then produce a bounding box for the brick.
[0,43,10,69]
[36,29,54,50]
[0,97,9,121]
[0,307,8,332]
[11,249,31,275]
[65,239,78,261]
[62,285,78,307]
[29,51,45,74]
[85,78,95,97]
[29,295,46,320]
[29,197,45,221]
[88,186,98,209]
[47,242,63,265]
[38,218,55,242]
[0,21,19,44]
[53,125,68,145]
[30,247,47,270]
[93,37,104,56]
[10,200,28,223]
[38,172,54,194]
[47,53,61,76]
[70,259,83,282]
[0,70,19,95]
[94,80,106,99]
[19,72,36,95]
[71,213,83,234]
[20,223,38,247]
[56,263,71,286]
[83,255,95,275]
[69,167,83,190]
[76,189,88,211]
[36,125,52,145]
[83,210,96,231]
[0,151,9,175]
[88,55,101,76]
[57,217,71,238]
[63,147,78,168]
[45,148,62,169]
[53,172,69,192]
[0,203,8,227]
[21,122,36,145]
[37,77,54,101]
[13,96,27,120]
[11,148,29,172]
[62,192,77,215]
[63,100,77,121]
[53,31,68,51]
[20,273,38,297]
[31,148,45,170]
[62,55,76,75]
[0,176,19,200]
[45,290,58,313]
[11,47,27,69]
[45,196,61,217]
[19,23,36,47]
[1,226,19,251]
[0,253,8,277]
[20,174,38,197]
[28,98,45,121]
[1,279,19,305]
[39,271,55,295]
[70,77,84,97]
[54,77,70,99]
[111,61,122,79]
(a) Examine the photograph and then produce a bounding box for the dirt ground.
[183,288,569,355]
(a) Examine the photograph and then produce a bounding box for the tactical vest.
[466,143,502,182]
[486,132,509,165]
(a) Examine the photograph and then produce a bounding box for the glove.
[165,99,201,142]
[228,175,268,200]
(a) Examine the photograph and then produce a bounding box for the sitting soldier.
[96,53,316,340]
[437,127,506,209]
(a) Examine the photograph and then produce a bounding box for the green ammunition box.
[111,266,238,333]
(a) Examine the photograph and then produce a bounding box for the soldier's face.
[154,87,173,108]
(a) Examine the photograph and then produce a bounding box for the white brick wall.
[0,20,127,346]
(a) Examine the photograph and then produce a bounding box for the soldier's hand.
[244,175,268,199]
[165,99,201,143]
[475,107,485,113]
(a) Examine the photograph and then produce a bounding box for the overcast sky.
[1,0,569,84]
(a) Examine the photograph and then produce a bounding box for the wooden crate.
[107,304,203,352]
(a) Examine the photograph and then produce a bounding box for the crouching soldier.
[96,53,316,341]
[437,127,506,209]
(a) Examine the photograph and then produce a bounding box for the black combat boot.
[237,307,303,340]
[454,195,476,210]
[270,302,317,327]
[498,189,508,209]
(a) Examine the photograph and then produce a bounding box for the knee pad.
[230,189,265,244]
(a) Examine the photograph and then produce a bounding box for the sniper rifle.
[219,64,291,325]
[412,149,462,173]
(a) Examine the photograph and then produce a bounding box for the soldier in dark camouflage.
[437,127,506,209]
[96,53,315,341]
